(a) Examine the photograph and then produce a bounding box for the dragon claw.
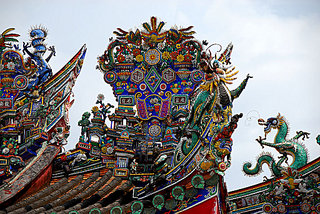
[256,136,262,143]
[295,131,310,141]
[256,136,265,148]
[48,46,56,56]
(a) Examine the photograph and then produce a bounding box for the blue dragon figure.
[23,27,55,90]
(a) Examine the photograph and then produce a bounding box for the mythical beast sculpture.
[177,43,252,158]
[243,114,309,177]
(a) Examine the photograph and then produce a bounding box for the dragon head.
[258,113,284,134]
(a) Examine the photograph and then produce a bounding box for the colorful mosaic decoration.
[8,17,250,214]
[1,17,319,214]
[229,160,320,214]
[90,16,251,212]
[259,167,320,213]
[0,26,86,203]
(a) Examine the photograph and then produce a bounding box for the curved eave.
[44,44,87,91]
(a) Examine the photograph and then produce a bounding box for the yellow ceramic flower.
[136,54,144,62]
[92,106,99,112]
[177,54,184,62]
[176,44,181,49]
[162,51,170,60]
[127,44,133,49]
[101,146,108,154]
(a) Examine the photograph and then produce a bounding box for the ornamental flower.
[7,62,15,70]
[49,100,56,106]
[158,42,165,50]
[142,43,149,50]
[177,54,184,62]
[162,51,170,60]
[127,44,133,49]
[288,198,294,204]
[125,54,134,62]
[170,51,178,60]
[2,147,9,155]
[101,146,108,154]
[97,94,105,101]
[92,106,99,112]
[176,44,181,49]
[136,54,144,62]
[60,154,67,161]
[185,54,192,62]
[117,54,125,63]
[132,49,141,56]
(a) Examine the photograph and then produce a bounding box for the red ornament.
[61,154,67,161]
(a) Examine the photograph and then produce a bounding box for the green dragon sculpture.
[179,55,251,156]
[172,45,252,166]
[243,114,309,177]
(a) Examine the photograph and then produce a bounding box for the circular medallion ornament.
[89,208,101,214]
[301,203,311,213]
[277,204,286,213]
[140,83,147,91]
[110,206,122,214]
[218,162,227,171]
[106,147,114,154]
[101,146,108,154]
[131,201,143,213]
[145,49,161,65]
[191,70,204,83]
[153,194,165,210]
[104,71,117,84]
[172,186,185,201]
[263,203,273,213]
[316,203,320,212]
[160,83,167,90]
[191,175,205,189]
[149,124,161,137]
[14,75,28,90]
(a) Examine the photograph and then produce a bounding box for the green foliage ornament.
[191,174,205,189]
[152,194,165,210]
[110,206,122,214]
[172,186,185,201]
[131,201,144,214]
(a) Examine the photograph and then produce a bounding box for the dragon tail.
[243,152,282,177]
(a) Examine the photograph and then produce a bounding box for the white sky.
[2,0,320,191]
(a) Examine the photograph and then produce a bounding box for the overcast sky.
[2,0,320,191]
